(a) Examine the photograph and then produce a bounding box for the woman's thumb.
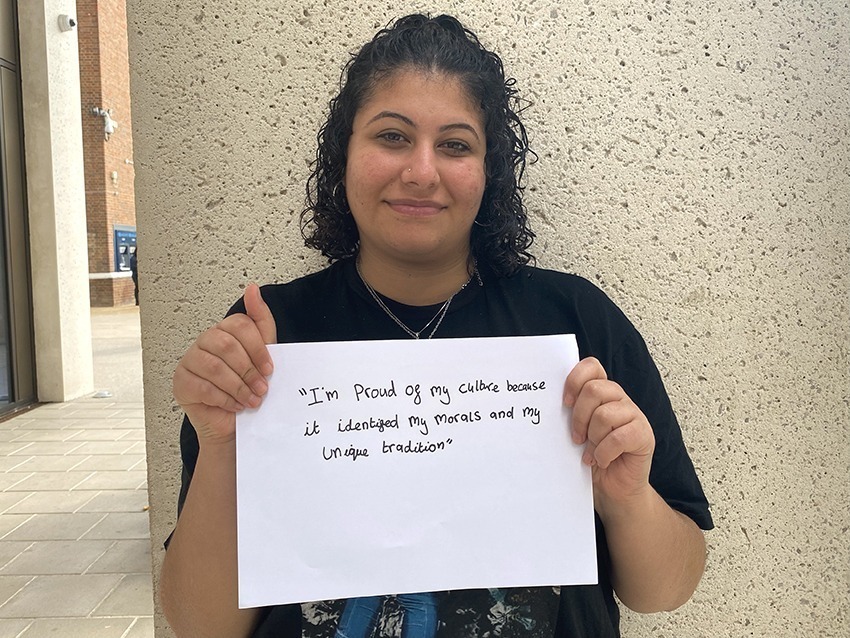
[244,283,277,345]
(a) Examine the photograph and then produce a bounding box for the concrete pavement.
[0,306,153,637]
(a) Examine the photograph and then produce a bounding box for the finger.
[244,284,277,347]
[581,398,632,463]
[570,378,624,445]
[563,357,607,407]
[585,397,634,446]
[181,340,264,409]
[590,417,654,469]
[173,363,248,413]
[207,316,272,396]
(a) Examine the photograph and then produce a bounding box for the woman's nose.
[401,147,439,188]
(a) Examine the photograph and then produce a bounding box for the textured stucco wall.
[127,2,849,636]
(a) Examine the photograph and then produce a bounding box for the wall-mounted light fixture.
[91,107,118,141]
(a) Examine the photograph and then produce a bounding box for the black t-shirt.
[174,258,713,638]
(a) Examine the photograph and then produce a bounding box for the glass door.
[0,0,35,412]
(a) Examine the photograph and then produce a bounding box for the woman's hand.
[172,284,277,446]
[563,357,656,512]
[563,357,707,612]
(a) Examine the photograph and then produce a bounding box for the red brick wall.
[89,277,135,307]
[78,0,137,307]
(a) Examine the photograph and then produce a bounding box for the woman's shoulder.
[516,264,598,288]
[490,266,636,346]
[504,264,621,310]
[226,260,351,319]
[261,260,348,294]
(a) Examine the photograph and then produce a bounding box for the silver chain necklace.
[356,260,481,339]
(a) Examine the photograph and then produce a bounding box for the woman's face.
[344,69,486,269]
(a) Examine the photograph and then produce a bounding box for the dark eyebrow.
[439,123,481,141]
[366,111,414,127]
[366,111,481,141]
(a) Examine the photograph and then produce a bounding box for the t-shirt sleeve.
[610,333,714,530]
[163,415,199,550]
[176,414,200,517]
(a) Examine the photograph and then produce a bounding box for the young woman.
[161,14,712,638]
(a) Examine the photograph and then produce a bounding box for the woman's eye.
[442,140,472,154]
[378,131,406,144]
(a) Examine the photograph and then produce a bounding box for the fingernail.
[563,392,575,407]
[247,394,262,408]
[261,362,274,376]
[582,450,593,466]
[571,430,583,445]
[252,379,268,396]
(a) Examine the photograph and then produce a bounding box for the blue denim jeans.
[335,593,438,638]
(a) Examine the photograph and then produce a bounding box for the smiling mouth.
[386,200,445,216]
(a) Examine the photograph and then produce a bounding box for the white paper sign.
[236,334,596,608]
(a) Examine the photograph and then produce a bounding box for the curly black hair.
[300,14,535,277]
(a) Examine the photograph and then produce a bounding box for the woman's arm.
[160,442,262,637]
[565,357,707,612]
[595,485,706,612]
[160,285,276,637]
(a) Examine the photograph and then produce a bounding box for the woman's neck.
[356,251,474,306]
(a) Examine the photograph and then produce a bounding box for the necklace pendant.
[356,259,481,340]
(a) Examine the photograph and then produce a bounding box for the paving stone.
[18,617,134,637]
[70,454,146,472]
[0,542,32,569]
[2,513,106,541]
[114,411,146,420]
[76,490,149,513]
[1,540,113,575]
[92,573,154,616]
[17,419,88,430]
[0,575,33,605]
[88,540,151,574]
[2,416,35,426]
[5,491,95,515]
[0,514,31,538]
[0,443,32,456]
[123,616,154,638]
[22,403,71,411]
[0,456,29,471]
[0,574,122,617]
[6,471,94,492]
[56,410,123,421]
[124,441,147,454]
[7,441,86,456]
[0,473,30,490]
[65,429,136,442]
[5,455,87,472]
[0,316,152,630]
[9,430,74,443]
[0,492,28,514]
[81,512,150,541]
[0,619,31,635]
[70,441,137,456]
[74,471,148,491]
[25,408,89,420]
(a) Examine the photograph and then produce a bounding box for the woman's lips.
[386,200,445,216]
